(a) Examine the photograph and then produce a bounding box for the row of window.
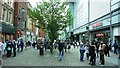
[2,0,13,8]
[2,7,12,23]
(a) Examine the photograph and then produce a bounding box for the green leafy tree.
[29,0,73,42]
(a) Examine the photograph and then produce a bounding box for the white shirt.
[3,43,7,50]
[0,42,3,51]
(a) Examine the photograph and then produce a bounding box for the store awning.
[0,22,15,34]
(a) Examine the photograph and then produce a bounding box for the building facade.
[68,0,120,45]
[1,0,15,42]
[26,2,36,42]
[13,0,28,41]
[111,0,120,45]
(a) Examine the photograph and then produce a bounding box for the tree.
[29,0,73,42]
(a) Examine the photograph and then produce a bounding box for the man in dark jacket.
[58,40,64,61]
[89,41,96,66]
[6,41,12,57]
[12,40,17,57]
[113,40,118,55]
[20,39,24,52]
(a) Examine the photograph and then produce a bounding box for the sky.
[28,0,40,7]
[28,0,70,7]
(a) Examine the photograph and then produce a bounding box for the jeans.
[59,51,63,61]
[80,50,84,61]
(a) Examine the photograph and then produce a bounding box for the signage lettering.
[96,34,104,36]
[92,22,102,28]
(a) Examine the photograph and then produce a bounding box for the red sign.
[92,22,102,28]
[96,34,104,36]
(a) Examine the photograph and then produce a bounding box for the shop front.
[1,22,15,42]
[91,29,110,44]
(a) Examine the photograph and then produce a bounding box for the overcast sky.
[28,0,70,7]
[28,0,50,7]
[28,0,40,7]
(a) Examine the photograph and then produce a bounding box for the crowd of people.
[0,38,120,66]
[79,40,120,66]
[36,39,120,66]
[0,39,25,58]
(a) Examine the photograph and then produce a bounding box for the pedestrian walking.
[12,40,17,57]
[64,40,67,52]
[44,40,47,51]
[50,41,53,54]
[79,42,85,62]
[89,41,96,66]
[28,41,31,46]
[6,41,12,57]
[2,41,7,56]
[17,40,20,52]
[85,43,89,60]
[58,40,64,61]
[104,43,110,57]
[68,42,71,53]
[77,41,80,48]
[95,40,100,58]
[20,39,24,52]
[53,40,57,49]
[113,40,118,55]
[32,41,37,49]
[39,41,44,55]
[99,43,106,66]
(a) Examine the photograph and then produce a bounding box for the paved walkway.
[1,46,119,66]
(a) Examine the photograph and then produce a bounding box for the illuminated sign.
[92,22,102,28]
[96,34,104,36]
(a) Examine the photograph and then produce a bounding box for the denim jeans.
[80,50,84,61]
[59,51,62,61]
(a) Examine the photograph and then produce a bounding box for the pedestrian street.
[2,46,119,66]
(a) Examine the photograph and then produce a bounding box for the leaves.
[29,0,73,42]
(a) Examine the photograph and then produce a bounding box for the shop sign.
[92,22,103,29]
[96,34,104,36]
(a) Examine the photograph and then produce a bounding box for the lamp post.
[110,0,113,47]
[88,0,91,45]
[22,8,27,45]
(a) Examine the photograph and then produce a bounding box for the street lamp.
[22,8,27,45]
[110,0,113,47]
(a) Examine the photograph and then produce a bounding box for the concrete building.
[68,0,120,45]
[111,0,120,45]
[0,0,15,42]
[13,0,28,41]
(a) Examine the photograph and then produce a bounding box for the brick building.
[38,28,45,38]
[13,0,28,40]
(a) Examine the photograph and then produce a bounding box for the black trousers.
[114,48,117,54]
[7,50,11,57]
[21,46,23,51]
[13,48,16,57]
[86,53,89,60]
[90,54,96,65]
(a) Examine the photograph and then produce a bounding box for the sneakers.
[101,65,104,66]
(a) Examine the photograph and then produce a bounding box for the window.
[2,8,6,21]
[8,11,12,22]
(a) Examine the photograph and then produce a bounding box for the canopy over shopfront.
[0,22,15,34]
